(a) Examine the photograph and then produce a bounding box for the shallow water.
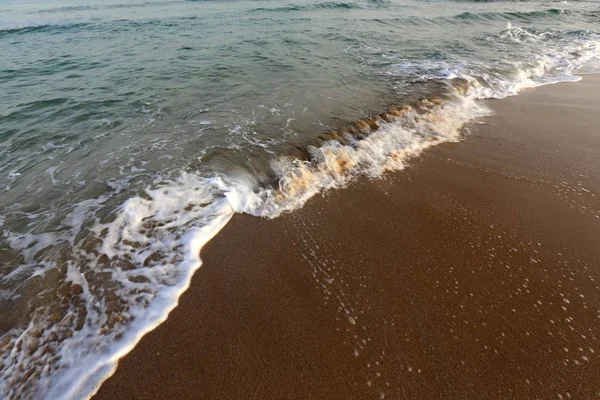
[1,0,599,398]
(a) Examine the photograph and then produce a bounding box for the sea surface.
[1,0,599,398]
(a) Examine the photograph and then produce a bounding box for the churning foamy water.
[1,0,599,398]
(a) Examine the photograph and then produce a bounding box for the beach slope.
[95,77,600,399]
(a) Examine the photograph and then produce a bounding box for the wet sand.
[95,77,600,399]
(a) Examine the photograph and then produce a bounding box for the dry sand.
[95,77,600,399]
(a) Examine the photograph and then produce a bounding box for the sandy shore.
[95,77,600,399]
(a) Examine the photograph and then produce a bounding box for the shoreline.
[95,77,600,399]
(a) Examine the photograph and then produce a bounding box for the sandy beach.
[94,77,600,399]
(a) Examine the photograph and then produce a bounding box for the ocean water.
[1,0,599,397]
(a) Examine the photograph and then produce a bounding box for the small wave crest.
[224,83,485,217]
[253,2,361,13]
[455,8,570,21]
[387,26,599,99]
[0,22,89,36]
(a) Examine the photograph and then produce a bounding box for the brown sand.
[95,77,600,399]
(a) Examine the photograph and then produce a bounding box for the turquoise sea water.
[1,0,599,398]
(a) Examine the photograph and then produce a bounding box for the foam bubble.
[0,175,234,399]
[389,26,600,100]
[226,93,488,218]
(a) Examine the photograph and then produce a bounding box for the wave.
[0,14,188,37]
[5,5,596,38]
[35,1,183,13]
[253,2,362,12]
[0,22,90,36]
[368,8,598,29]
[35,5,99,13]
[455,8,571,21]
[384,25,599,98]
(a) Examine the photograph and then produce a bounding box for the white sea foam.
[51,177,234,399]
[390,26,600,100]
[225,96,488,218]
[0,176,235,399]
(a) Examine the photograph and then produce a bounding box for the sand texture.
[95,77,600,399]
